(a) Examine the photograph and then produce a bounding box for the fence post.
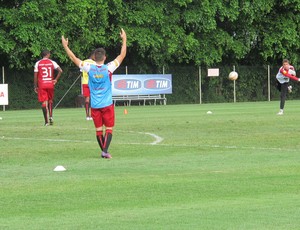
[268,65,270,101]
[233,65,236,103]
[199,66,202,104]
[2,66,5,111]
[163,66,165,102]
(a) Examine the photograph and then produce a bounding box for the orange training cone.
[124,109,128,115]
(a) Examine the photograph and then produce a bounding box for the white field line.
[0,131,164,145]
[137,132,163,145]
[0,135,297,152]
[1,136,92,143]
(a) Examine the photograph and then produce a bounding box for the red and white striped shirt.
[34,58,60,89]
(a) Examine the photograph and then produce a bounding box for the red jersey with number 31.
[34,58,60,89]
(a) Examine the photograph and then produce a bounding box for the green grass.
[1,101,300,229]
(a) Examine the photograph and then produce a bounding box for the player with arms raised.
[34,50,63,126]
[61,28,127,159]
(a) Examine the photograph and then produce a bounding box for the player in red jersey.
[276,59,300,115]
[34,50,63,125]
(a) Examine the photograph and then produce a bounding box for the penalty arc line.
[134,131,164,145]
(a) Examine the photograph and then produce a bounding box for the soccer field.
[1,101,300,229]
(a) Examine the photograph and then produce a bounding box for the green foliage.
[5,69,38,109]
[1,0,300,69]
[0,1,62,68]
[167,66,199,104]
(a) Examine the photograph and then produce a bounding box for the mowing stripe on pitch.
[1,136,298,152]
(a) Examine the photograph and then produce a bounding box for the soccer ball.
[228,71,238,81]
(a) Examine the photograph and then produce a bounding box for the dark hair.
[282,59,290,64]
[41,50,50,57]
[88,50,95,59]
[94,48,106,62]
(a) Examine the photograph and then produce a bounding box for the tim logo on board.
[114,79,142,91]
[144,79,171,90]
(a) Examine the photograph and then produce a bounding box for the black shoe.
[49,117,54,125]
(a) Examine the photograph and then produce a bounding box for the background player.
[61,28,127,158]
[81,51,95,120]
[276,59,300,115]
[34,50,63,125]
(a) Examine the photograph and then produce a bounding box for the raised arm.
[115,28,127,65]
[61,35,82,67]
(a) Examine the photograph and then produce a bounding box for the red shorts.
[91,104,115,128]
[81,84,90,97]
[38,88,54,102]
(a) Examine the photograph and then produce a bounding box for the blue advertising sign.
[112,74,172,96]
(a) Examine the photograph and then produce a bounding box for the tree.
[1,0,300,69]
